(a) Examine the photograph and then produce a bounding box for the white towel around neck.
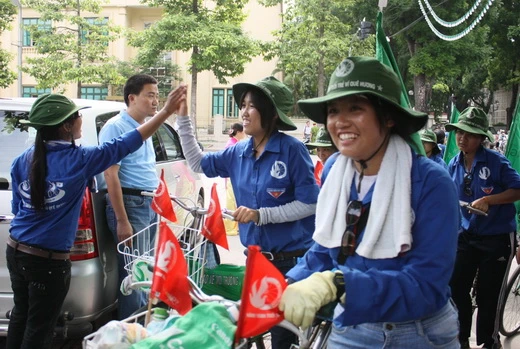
[313,134,413,259]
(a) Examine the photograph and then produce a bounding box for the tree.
[0,0,17,88]
[113,58,183,98]
[129,0,261,131]
[262,0,374,113]
[21,0,125,97]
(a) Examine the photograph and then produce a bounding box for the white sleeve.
[258,200,316,225]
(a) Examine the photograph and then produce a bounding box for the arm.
[472,188,520,212]
[104,164,132,242]
[176,115,204,173]
[233,200,316,225]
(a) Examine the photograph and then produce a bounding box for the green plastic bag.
[202,264,245,301]
[131,303,236,349]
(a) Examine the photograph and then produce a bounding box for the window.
[81,86,108,100]
[22,18,51,47]
[212,89,225,116]
[22,86,51,98]
[81,17,109,46]
[153,124,183,162]
[227,88,239,118]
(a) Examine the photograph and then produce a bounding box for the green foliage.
[0,0,16,88]
[130,2,260,85]
[112,58,183,98]
[20,0,125,95]
[263,0,374,110]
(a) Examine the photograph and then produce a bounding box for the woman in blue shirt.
[278,57,461,349]
[7,88,186,349]
[446,107,520,349]
[176,76,319,349]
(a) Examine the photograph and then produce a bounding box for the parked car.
[0,97,205,338]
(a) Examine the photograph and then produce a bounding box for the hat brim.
[445,122,494,142]
[306,141,334,149]
[20,105,90,130]
[298,89,427,134]
[233,83,297,131]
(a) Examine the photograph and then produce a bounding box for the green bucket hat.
[306,127,334,149]
[20,93,89,130]
[420,129,437,144]
[233,76,297,131]
[445,107,494,142]
[298,57,427,133]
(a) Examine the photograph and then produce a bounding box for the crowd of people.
[6,56,520,349]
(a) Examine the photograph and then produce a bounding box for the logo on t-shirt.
[270,161,287,179]
[267,188,286,199]
[479,167,491,180]
[481,187,494,194]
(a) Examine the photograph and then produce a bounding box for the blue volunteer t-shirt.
[448,146,520,235]
[201,130,319,252]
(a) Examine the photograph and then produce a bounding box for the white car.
[0,97,204,338]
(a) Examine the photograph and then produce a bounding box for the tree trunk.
[507,83,518,129]
[190,46,198,139]
[414,73,428,113]
[76,0,81,98]
[317,24,325,97]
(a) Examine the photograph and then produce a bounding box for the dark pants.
[270,258,300,349]
[449,231,515,347]
[6,245,71,349]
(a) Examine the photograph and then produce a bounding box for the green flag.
[375,11,425,156]
[504,93,520,228]
[443,106,461,165]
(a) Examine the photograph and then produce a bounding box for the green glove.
[279,271,339,329]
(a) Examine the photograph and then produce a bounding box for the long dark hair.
[30,113,79,211]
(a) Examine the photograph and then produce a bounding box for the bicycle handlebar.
[140,191,235,221]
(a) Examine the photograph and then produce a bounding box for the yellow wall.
[0,0,282,128]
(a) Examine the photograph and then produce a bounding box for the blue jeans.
[106,194,157,319]
[6,245,71,349]
[327,301,460,349]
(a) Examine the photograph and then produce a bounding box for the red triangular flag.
[151,169,177,222]
[314,160,324,187]
[202,183,229,250]
[151,221,192,315]
[235,245,287,342]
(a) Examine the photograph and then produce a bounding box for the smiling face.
[326,95,393,163]
[240,91,266,139]
[127,83,159,121]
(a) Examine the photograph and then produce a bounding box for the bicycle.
[499,263,520,337]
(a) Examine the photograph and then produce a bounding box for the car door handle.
[0,214,14,224]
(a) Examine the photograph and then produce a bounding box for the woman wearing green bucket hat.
[279,57,461,348]
[445,106,520,349]
[420,129,448,170]
[175,76,319,348]
[305,127,338,186]
[7,87,187,349]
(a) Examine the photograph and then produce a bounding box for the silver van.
[0,97,205,338]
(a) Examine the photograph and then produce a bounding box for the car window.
[0,110,33,190]
[156,124,183,162]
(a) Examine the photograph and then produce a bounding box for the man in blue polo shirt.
[99,74,161,319]
[446,107,520,349]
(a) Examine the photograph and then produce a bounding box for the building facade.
[0,0,283,129]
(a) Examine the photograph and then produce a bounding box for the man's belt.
[121,187,151,196]
[7,236,70,260]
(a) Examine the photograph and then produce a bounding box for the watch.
[333,272,345,302]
